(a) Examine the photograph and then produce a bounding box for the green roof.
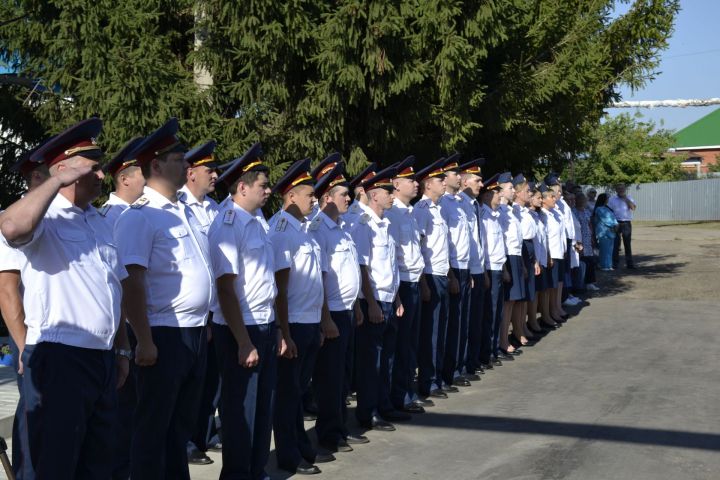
[674,107,720,148]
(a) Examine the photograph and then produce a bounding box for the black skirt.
[522,239,536,301]
[504,255,527,301]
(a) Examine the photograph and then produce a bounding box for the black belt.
[618,220,632,223]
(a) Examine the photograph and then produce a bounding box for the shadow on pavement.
[405,412,720,451]
[590,253,687,298]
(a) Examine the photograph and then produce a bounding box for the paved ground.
[2,222,720,479]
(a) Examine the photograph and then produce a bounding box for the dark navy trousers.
[191,335,221,452]
[355,299,396,423]
[21,342,117,480]
[391,281,421,409]
[9,335,31,480]
[112,326,137,480]
[418,274,449,396]
[131,326,207,480]
[465,272,486,374]
[274,322,320,470]
[214,322,277,480]
[313,310,353,445]
[443,268,471,385]
[480,270,504,363]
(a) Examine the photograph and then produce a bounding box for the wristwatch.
[115,348,133,360]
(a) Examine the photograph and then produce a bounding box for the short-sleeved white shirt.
[412,196,450,276]
[14,194,126,350]
[481,204,507,271]
[543,207,566,259]
[209,202,277,326]
[0,230,24,272]
[439,192,471,270]
[556,196,575,241]
[608,195,635,221]
[178,186,220,235]
[115,186,213,328]
[353,208,400,302]
[309,211,361,311]
[268,210,324,324]
[458,192,485,275]
[97,192,131,230]
[385,198,424,283]
[498,204,523,256]
[342,200,371,234]
[531,210,549,267]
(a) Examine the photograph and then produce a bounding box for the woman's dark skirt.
[522,239,536,301]
[504,254,527,301]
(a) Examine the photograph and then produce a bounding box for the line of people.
[0,116,610,480]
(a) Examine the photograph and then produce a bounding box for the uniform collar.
[319,210,341,229]
[279,209,304,232]
[178,185,203,206]
[366,207,386,225]
[443,191,462,202]
[231,202,255,226]
[143,186,179,209]
[392,197,412,212]
[52,192,94,215]
[421,194,440,207]
[106,192,129,206]
[459,191,476,204]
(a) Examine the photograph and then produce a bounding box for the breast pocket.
[56,227,91,264]
[163,226,191,262]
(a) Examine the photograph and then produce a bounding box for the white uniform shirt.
[209,202,277,326]
[354,209,400,303]
[413,195,450,276]
[531,210,549,268]
[98,192,131,230]
[309,212,361,311]
[608,195,635,221]
[342,200,371,234]
[481,204,506,271]
[385,198,425,283]
[543,207,566,259]
[268,210,325,324]
[514,204,537,241]
[458,192,485,275]
[178,186,220,235]
[498,204,523,256]
[115,186,213,328]
[0,229,24,272]
[556,196,575,242]
[439,192,471,270]
[15,194,126,350]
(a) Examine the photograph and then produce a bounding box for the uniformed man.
[439,154,473,389]
[99,136,147,480]
[385,156,430,414]
[179,140,223,465]
[0,145,50,478]
[479,174,508,369]
[207,141,279,479]
[99,136,146,227]
[412,158,452,399]
[342,163,376,232]
[269,159,335,475]
[0,118,130,478]
[308,162,369,452]
[115,118,214,480]
[457,159,488,380]
[352,164,407,431]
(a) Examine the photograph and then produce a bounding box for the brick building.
[670,107,720,177]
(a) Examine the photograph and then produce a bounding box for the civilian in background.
[593,194,618,271]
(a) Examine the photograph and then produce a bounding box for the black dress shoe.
[428,388,448,398]
[540,321,559,330]
[453,377,471,387]
[280,459,321,475]
[492,358,503,366]
[360,415,396,431]
[501,348,523,356]
[207,442,222,452]
[188,450,214,465]
[312,451,336,464]
[441,385,460,393]
[381,409,412,421]
[413,397,435,407]
[345,434,369,444]
[319,441,352,453]
[481,361,493,370]
[303,413,317,422]
[402,403,425,414]
[463,373,481,381]
[496,352,515,361]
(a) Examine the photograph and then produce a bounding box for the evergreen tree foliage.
[0,0,681,207]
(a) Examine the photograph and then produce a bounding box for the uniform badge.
[130,196,149,209]
[359,213,370,225]
[223,210,236,225]
[98,203,111,217]
[276,217,287,232]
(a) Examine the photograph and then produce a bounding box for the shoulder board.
[275,217,287,232]
[359,213,370,225]
[223,210,235,225]
[350,203,360,213]
[417,201,429,209]
[130,196,149,209]
[98,203,111,217]
[309,216,322,231]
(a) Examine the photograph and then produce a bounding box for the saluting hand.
[135,341,158,367]
[54,163,94,187]
[238,341,259,368]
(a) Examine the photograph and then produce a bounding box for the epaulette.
[349,203,360,214]
[308,216,322,231]
[359,213,370,225]
[417,200,429,208]
[223,209,235,225]
[98,203,111,217]
[130,196,149,209]
[275,217,287,232]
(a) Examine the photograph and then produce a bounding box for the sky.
[2,1,716,134]
[606,0,720,133]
